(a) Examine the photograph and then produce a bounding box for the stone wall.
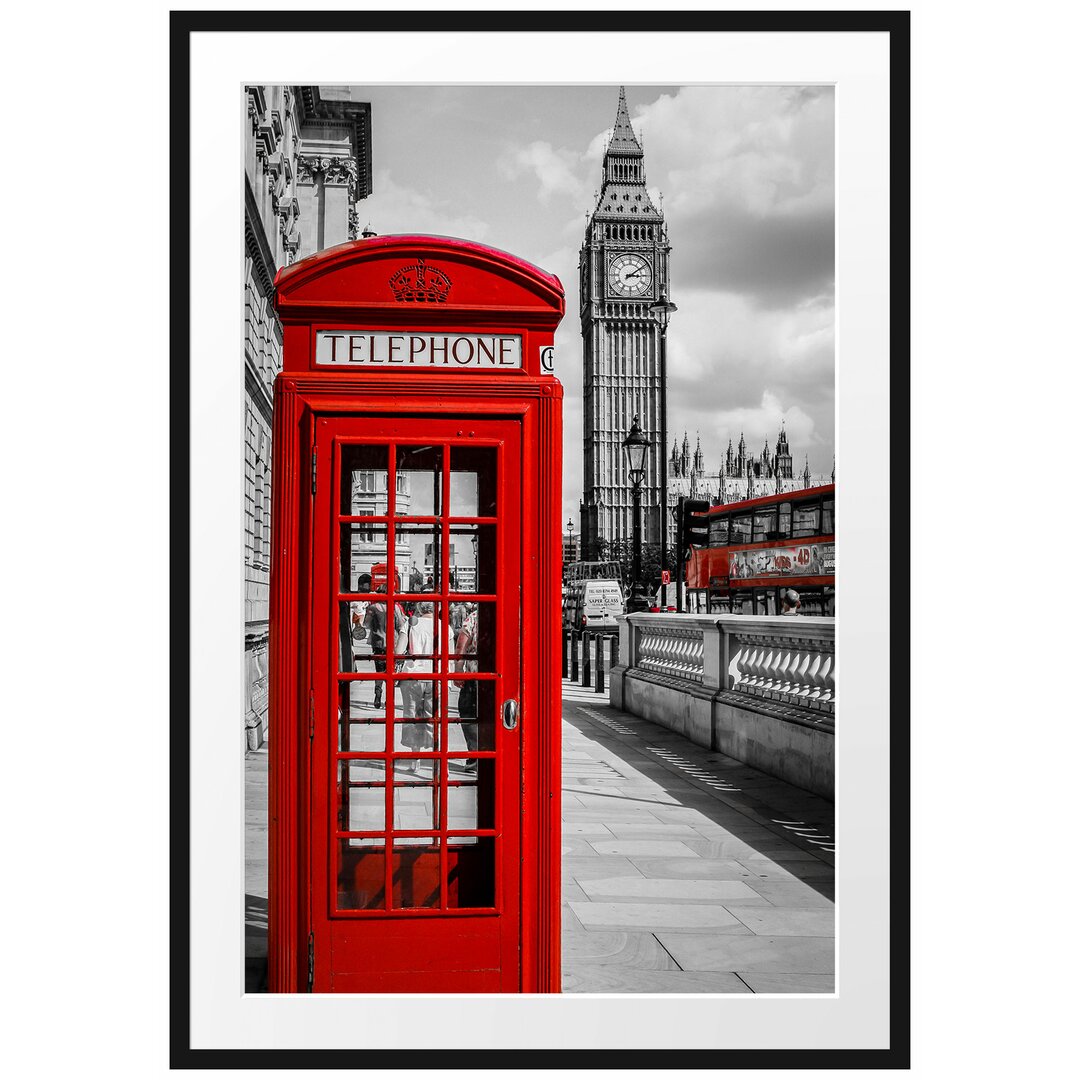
[609,613,835,799]
[242,85,371,748]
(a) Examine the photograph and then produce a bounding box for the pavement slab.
[588,839,703,857]
[629,857,764,881]
[561,930,679,969]
[569,901,753,933]
[563,968,751,993]
[656,933,835,974]
[578,877,766,903]
[736,972,836,994]
[726,907,836,937]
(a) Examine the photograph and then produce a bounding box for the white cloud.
[497,141,588,204]
[359,169,492,241]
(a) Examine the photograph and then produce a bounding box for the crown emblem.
[389,259,452,303]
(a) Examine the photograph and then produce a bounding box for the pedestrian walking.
[781,588,801,615]
[400,601,435,758]
[362,580,408,710]
[453,602,480,761]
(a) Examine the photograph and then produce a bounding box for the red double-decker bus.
[684,484,835,616]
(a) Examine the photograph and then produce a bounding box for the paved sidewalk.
[560,679,834,993]
[244,683,835,993]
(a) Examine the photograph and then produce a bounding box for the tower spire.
[609,86,642,153]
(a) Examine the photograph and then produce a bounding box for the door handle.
[502,699,519,731]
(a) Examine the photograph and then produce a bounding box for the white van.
[564,579,625,630]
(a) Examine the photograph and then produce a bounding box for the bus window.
[792,502,820,537]
[708,516,729,545]
[822,498,834,535]
[731,515,753,544]
[753,508,778,542]
[778,502,792,538]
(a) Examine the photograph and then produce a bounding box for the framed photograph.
[173,8,908,1068]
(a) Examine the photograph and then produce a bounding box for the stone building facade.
[244,85,372,749]
[579,87,671,559]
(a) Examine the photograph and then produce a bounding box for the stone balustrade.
[608,613,836,798]
[730,627,834,715]
[636,623,705,684]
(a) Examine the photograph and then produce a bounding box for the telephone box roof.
[274,233,564,316]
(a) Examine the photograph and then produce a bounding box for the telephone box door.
[310,415,522,992]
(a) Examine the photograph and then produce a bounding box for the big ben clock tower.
[579,86,671,560]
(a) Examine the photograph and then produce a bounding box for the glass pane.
[448,769,477,830]
[395,526,441,594]
[708,517,729,545]
[337,843,385,910]
[341,699,388,751]
[778,504,793,538]
[338,760,385,833]
[447,759,494,832]
[338,683,386,749]
[448,525,496,593]
[392,755,437,781]
[753,510,777,541]
[340,525,388,594]
[341,445,388,516]
[393,768,439,833]
[396,445,442,518]
[449,445,497,517]
[448,837,495,908]
[391,840,440,909]
[450,601,497,673]
[447,679,495,751]
[393,701,440,752]
[731,516,752,543]
[393,678,438,721]
[395,602,443,670]
[792,503,821,537]
[339,602,398,676]
[355,596,410,667]
[822,499,834,534]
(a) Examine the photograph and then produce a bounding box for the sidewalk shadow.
[245,893,268,993]
[562,709,834,903]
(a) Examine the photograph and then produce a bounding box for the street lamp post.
[565,517,574,583]
[622,414,652,613]
[649,290,678,609]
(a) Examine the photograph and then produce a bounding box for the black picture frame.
[171,8,910,1069]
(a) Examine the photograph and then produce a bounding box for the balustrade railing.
[636,624,705,684]
[617,613,835,716]
[731,629,834,715]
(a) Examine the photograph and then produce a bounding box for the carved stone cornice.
[296,153,359,199]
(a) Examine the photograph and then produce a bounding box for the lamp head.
[622,414,651,486]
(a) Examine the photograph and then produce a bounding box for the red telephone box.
[268,236,564,993]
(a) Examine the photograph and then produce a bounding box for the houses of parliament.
[669,424,833,508]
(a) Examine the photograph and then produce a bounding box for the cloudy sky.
[355,85,835,524]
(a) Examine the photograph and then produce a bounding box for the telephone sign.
[269,236,564,993]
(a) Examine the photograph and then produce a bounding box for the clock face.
[607,253,653,298]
